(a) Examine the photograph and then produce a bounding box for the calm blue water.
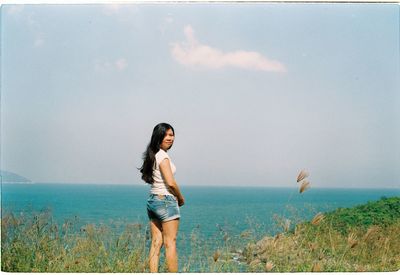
[2,183,399,271]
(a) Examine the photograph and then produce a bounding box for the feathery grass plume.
[363,225,379,241]
[240,230,251,239]
[297,169,309,182]
[299,180,310,193]
[283,219,291,232]
[311,262,322,272]
[273,233,281,248]
[294,224,303,236]
[347,232,358,248]
[311,212,325,226]
[265,261,274,272]
[223,232,230,242]
[213,250,221,262]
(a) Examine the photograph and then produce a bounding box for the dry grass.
[241,216,400,272]
[3,209,399,272]
[1,210,149,272]
[311,213,325,226]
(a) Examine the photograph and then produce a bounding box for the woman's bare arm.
[159,158,185,206]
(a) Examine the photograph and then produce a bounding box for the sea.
[2,183,399,271]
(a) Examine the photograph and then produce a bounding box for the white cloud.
[115,58,128,71]
[171,25,287,72]
[165,16,174,24]
[95,58,128,72]
[101,4,138,23]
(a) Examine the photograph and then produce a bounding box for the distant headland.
[0,170,33,184]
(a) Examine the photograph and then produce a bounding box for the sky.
[1,3,399,188]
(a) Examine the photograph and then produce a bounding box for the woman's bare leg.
[149,219,163,272]
[162,218,180,272]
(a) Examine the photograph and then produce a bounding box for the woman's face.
[160,128,175,151]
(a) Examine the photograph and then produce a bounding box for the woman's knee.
[151,237,164,249]
[163,236,177,249]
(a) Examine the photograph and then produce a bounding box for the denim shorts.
[147,194,181,222]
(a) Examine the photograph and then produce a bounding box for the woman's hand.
[178,196,185,207]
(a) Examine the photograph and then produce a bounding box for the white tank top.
[150,149,176,196]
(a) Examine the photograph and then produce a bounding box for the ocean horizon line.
[2,181,399,190]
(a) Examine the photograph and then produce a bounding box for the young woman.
[139,123,185,272]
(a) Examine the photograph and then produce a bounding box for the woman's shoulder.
[156,149,169,156]
[155,149,170,163]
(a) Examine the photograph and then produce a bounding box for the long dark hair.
[139,123,175,184]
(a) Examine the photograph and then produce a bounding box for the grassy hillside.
[242,196,400,272]
[324,196,400,233]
